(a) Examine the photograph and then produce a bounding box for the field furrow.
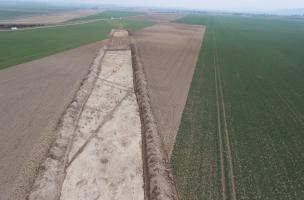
[214,50,227,200]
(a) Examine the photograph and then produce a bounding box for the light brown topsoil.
[133,23,206,158]
[0,40,105,200]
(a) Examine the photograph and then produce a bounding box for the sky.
[66,0,304,11]
[14,0,304,12]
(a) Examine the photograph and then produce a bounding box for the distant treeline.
[0,24,44,29]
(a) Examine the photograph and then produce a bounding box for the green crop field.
[69,10,145,22]
[0,1,82,20]
[0,19,154,70]
[171,15,304,200]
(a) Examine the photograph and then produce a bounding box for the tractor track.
[213,34,237,200]
[214,52,227,200]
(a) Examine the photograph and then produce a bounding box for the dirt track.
[133,23,205,157]
[0,9,102,24]
[0,41,104,200]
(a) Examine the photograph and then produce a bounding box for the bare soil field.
[0,9,102,24]
[0,40,105,200]
[133,23,205,157]
[127,13,184,22]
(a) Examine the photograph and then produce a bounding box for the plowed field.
[133,23,205,157]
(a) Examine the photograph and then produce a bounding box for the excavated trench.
[28,30,177,200]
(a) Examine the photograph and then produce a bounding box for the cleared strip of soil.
[60,50,144,200]
[29,30,144,200]
[132,23,205,157]
[0,41,105,200]
[0,9,103,24]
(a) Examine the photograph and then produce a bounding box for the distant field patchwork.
[69,10,145,22]
[171,15,304,200]
[0,2,81,20]
[0,19,154,70]
[0,10,42,20]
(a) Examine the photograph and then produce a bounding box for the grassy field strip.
[0,19,155,70]
[171,25,221,199]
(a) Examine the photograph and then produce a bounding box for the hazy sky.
[66,0,304,11]
[14,0,304,11]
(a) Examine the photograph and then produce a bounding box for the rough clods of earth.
[131,36,179,200]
